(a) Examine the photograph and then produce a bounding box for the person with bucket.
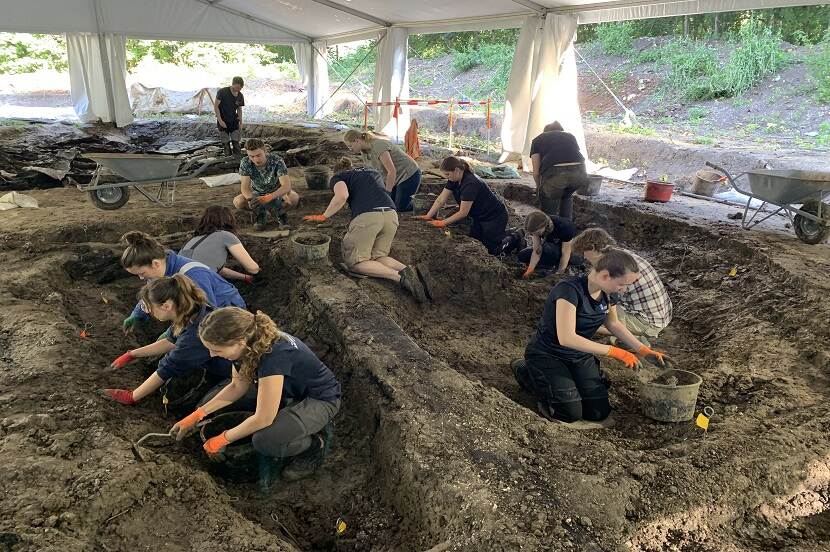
[103,275,232,410]
[571,228,672,345]
[119,231,246,336]
[301,157,427,302]
[171,307,341,482]
[512,248,668,424]
[417,156,508,255]
[504,210,579,278]
[232,138,300,231]
[343,129,421,212]
[179,206,261,284]
[530,121,587,220]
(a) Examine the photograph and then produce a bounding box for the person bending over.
[171,307,341,482]
[302,157,427,302]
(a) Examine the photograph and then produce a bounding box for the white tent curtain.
[500,14,584,166]
[67,33,133,127]
[293,41,331,119]
[373,28,410,140]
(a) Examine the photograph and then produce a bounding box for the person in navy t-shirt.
[171,307,341,482]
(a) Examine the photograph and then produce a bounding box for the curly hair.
[198,307,282,383]
[120,231,166,268]
[571,228,617,255]
[139,275,207,335]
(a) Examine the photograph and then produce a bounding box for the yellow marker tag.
[162,394,169,416]
[336,519,347,535]
[101,292,110,304]
[695,413,709,430]
[728,266,738,277]
[444,230,451,237]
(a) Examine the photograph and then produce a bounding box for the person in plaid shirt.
[571,228,672,345]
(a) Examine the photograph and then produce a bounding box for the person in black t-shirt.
[417,156,508,255]
[303,157,427,302]
[171,307,341,482]
[512,249,669,424]
[518,210,580,278]
[213,76,245,157]
[529,121,587,220]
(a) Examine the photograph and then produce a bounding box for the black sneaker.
[281,435,325,482]
[399,266,427,303]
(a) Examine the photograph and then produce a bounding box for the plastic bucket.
[304,165,332,190]
[200,411,260,482]
[691,170,724,197]
[638,369,703,422]
[411,192,437,216]
[161,369,216,416]
[644,181,674,202]
[580,175,603,196]
[291,232,331,263]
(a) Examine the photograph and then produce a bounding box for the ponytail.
[121,231,167,269]
[344,129,378,146]
[139,275,207,335]
[440,156,471,174]
[198,307,282,383]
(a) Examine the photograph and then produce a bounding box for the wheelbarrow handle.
[705,161,728,175]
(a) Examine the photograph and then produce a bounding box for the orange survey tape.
[362,97,492,130]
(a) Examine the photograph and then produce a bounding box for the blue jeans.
[389,169,421,212]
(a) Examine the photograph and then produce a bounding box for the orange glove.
[429,219,447,228]
[171,408,206,440]
[203,431,230,455]
[637,345,667,366]
[110,351,135,369]
[522,267,534,279]
[303,214,327,222]
[606,346,640,369]
[414,214,433,221]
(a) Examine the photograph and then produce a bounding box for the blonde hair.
[571,228,617,255]
[333,156,353,173]
[524,211,553,237]
[121,231,166,268]
[139,274,207,335]
[343,129,378,147]
[198,307,281,383]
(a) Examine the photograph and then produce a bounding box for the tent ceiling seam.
[305,0,391,27]
[193,0,312,41]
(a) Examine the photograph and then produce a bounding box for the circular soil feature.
[293,233,330,246]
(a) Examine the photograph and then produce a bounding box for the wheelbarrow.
[706,161,830,244]
[79,152,228,210]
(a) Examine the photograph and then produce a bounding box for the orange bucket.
[644,181,674,202]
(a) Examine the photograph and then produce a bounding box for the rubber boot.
[399,266,427,303]
[222,141,232,157]
[267,199,289,230]
[231,140,241,158]
[252,204,268,231]
[281,435,325,482]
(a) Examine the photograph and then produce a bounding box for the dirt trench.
[1,158,830,551]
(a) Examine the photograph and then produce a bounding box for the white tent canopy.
[1,0,825,154]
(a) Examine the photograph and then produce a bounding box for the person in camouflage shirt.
[232,138,301,230]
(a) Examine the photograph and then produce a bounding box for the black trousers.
[515,344,611,423]
[470,210,508,255]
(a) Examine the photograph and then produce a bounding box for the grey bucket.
[411,192,437,216]
[638,369,703,422]
[291,232,331,263]
[580,175,603,196]
[305,165,332,190]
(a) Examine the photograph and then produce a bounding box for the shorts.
[341,210,399,267]
[615,305,663,340]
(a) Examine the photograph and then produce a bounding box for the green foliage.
[688,106,709,122]
[609,69,628,85]
[331,42,377,80]
[722,19,788,97]
[0,33,67,74]
[451,43,515,100]
[817,121,830,147]
[409,30,519,57]
[806,33,830,103]
[595,22,635,55]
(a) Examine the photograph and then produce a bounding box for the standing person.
[171,307,341,482]
[119,231,246,335]
[214,76,245,157]
[518,210,579,278]
[530,121,587,220]
[232,138,300,231]
[179,206,260,283]
[417,156,508,255]
[344,130,421,212]
[302,157,427,302]
[571,228,672,345]
[104,275,232,409]
[513,248,668,424]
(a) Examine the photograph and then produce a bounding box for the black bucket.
[305,165,332,190]
[199,411,261,482]
[161,369,219,416]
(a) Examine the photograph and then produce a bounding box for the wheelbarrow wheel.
[794,200,830,245]
[88,186,130,210]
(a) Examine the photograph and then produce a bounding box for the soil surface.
[1,122,829,552]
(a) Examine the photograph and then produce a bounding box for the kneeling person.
[171,308,341,481]
[233,138,300,230]
[303,157,427,302]
[104,275,232,409]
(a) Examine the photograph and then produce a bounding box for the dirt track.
[1,123,829,551]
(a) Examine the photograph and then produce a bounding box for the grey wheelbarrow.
[79,152,227,210]
[706,161,830,244]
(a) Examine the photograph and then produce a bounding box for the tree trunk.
[684,15,690,38]
[713,13,720,37]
